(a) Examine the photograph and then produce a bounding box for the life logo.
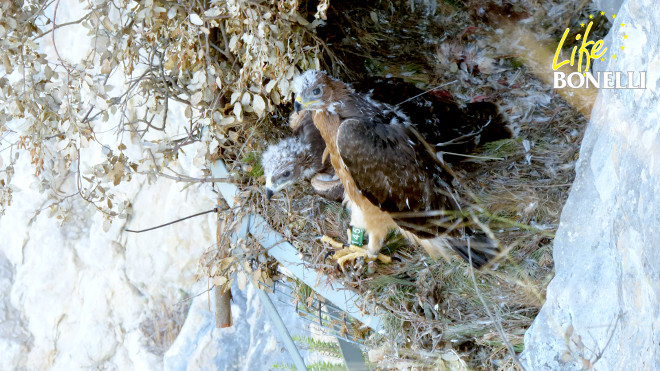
[552,12,646,89]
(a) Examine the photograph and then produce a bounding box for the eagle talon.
[320,235,345,250]
[322,250,336,262]
[332,244,392,267]
[320,234,392,270]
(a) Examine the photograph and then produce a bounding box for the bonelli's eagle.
[292,70,506,269]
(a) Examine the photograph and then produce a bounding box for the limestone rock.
[523,0,660,369]
[164,283,315,370]
[0,252,31,370]
[592,0,624,16]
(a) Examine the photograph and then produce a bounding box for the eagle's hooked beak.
[294,95,303,113]
[265,188,274,200]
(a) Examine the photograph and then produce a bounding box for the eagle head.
[292,70,334,113]
[262,137,318,200]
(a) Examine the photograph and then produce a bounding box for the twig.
[589,313,621,366]
[33,8,96,40]
[141,170,235,184]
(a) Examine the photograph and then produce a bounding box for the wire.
[393,80,457,108]
[124,208,219,233]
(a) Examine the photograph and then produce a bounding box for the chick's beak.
[266,188,274,200]
[294,95,303,113]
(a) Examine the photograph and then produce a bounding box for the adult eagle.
[263,77,511,203]
[292,70,501,269]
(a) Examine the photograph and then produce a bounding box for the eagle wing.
[336,118,458,237]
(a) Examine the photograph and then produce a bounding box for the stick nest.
[210,0,611,369]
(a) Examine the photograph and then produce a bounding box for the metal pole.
[210,159,377,370]
[337,339,367,371]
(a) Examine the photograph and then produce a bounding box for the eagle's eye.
[312,87,321,96]
[282,170,292,178]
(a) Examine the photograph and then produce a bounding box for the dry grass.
[209,0,612,369]
[140,296,190,355]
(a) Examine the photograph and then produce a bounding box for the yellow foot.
[320,235,392,265]
[320,235,344,249]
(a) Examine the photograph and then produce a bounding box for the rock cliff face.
[0,152,318,369]
[523,0,660,368]
[0,152,217,369]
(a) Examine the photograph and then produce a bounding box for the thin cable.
[394,80,457,108]
[125,208,219,233]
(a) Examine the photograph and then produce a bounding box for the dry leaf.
[212,275,228,287]
[102,219,111,233]
[189,13,203,26]
[230,91,241,105]
[252,94,266,116]
[233,102,242,120]
[219,116,235,126]
[100,59,112,74]
[265,79,277,93]
[241,92,251,106]
[190,91,203,105]
[237,271,247,290]
[204,7,221,18]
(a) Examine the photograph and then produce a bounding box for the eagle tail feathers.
[419,234,500,270]
[447,234,500,269]
[462,101,513,145]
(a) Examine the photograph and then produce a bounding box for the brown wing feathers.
[294,71,503,268]
[337,118,458,239]
[352,77,512,159]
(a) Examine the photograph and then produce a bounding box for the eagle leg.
[320,235,392,266]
